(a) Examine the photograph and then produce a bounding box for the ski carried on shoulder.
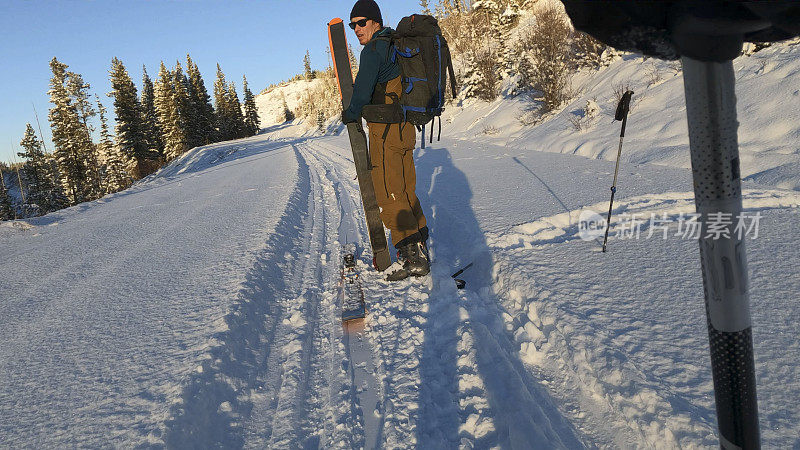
[340,243,367,325]
[327,18,391,272]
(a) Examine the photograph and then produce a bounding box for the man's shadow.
[411,143,584,448]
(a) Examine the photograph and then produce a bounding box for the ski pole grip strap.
[615,91,633,121]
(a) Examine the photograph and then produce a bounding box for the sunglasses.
[349,18,369,30]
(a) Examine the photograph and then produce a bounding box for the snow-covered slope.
[444,39,800,189]
[2,41,800,448]
[0,135,300,446]
[255,78,327,128]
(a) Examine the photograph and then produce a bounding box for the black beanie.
[350,0,383,26]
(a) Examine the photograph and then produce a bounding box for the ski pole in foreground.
[601,90,633,252]
[681,55,759,449]
[561,2,800,447]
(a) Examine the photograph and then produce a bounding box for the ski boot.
[385,240,430,281]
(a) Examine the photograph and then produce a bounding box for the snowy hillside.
[443,39,800,188]
[2,41,800,448]
[256,78,328,127]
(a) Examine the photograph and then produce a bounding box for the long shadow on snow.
[414,144,585,448]
[162,145,311,448]
[512,157,572,219]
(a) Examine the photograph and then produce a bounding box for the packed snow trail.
[2,124,800,447]
[211,135,585,448]
[234,141,386,449]
[294,136,588,449]
[0,136,301,447]
[292,133,800,448]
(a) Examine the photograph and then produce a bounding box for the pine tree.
[281,92,294,122]
[18,124,47,212]
[173,61,192,149]
[67,72,102,200]
[461,49,499,100]
[96,96,130,192]
[186,55,216,146]
[0,170,15,221]
[17,123,66,214]
[303,50,313,80]
[348,44,359,78]
[155,61,187,161]
[44,155,69,211]
[48,57,90,204]
[109,57,151,175]
[213,64,233,141]
[140,66,165,158]
[67,72,96,134]
[227,81,246,139]
[242,75,260,136]
[465,0,522,83]
[496,1,521,80]
[316,110,325,131]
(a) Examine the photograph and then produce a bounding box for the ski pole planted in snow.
[601,90,633,252]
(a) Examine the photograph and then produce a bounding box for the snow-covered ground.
[2,41,799,448]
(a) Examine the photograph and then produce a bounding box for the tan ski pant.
[366,77,427,247]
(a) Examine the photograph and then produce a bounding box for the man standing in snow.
[343,0,430,281]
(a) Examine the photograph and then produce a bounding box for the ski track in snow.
[303,137,586,449]
[171,135,587,449]
[304,131,800,449]
[3,115,800,447]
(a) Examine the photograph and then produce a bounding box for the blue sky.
[0,0,420,164]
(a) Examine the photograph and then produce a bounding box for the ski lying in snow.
[328,18,391,271]
[340,244,367,323]
[339,243,379,444]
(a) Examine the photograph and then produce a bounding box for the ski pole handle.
[451,262,473,279]
[615,91,633,122]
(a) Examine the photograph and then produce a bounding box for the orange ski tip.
[328,17,343,26]
[343,318,366,334]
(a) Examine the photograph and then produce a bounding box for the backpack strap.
[445,44,458,98]
[368,34,393,57]
[366,32,395,72]
[370,34,392,43]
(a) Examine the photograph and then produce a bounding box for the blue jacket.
[343,27,400,122]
